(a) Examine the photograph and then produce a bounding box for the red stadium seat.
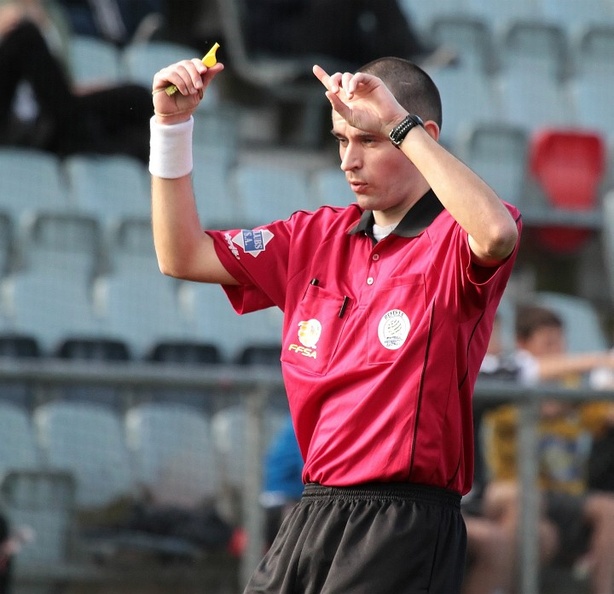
[528,128,606,254]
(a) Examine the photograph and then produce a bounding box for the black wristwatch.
[389,114,424,147]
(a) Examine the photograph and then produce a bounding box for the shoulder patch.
[232,229,274,258]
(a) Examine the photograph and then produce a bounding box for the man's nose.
[340,145,361,171]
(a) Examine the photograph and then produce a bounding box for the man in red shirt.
[150,54,521,593]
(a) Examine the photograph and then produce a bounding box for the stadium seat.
[465,0,544,31]
[310,166,355,207]
[0,402,42,477]
[498,20,571,80]
[527,128,606,253]
[125,402,221,508]
[191,145,243,229]
[0,335,42,409]
[53,337,132,409]
[68,35,121,86]
[93,216,190,357]
[538,0,613,32]
[453,122,529,210]
[497,21,575,132]
[211,404,288,493]
[96,271,188,360]
[192,106,241,162]
[0,211,107,353]
[13,211,103,277]
[399,0,469,32]
[145,338,226,412]
[1,469,76,569]
[148,340,222,365]
[535,291,608,353]
[0,149,69,219]
[178,281,255,361]
[235,344,281,367]
[0,210,14,278]
[64,154,150,223]
[1,270,101,355]
[229,162,314,226]
[430,14,498,74]
[33,401,134,509]
[427,66,503,148]
[570,25,614,152]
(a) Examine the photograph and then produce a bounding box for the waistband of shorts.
[301,482,461,509]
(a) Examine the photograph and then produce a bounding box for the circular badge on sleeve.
[378,309,411,350]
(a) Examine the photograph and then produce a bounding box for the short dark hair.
[358,57,443,129]
[515,304,563,341]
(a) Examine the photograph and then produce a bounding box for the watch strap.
[389,114,424,147]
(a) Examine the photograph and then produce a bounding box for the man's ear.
[423,120,440,142]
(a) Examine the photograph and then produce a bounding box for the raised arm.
[150,58,238,284]
[313,65,519,265]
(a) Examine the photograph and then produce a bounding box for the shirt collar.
[348,190,444,239]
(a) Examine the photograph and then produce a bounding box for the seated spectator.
[245,0,457,72]
[481,303,614,594]
[0,0,152,163]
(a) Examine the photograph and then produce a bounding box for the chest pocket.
[281,283,351,376]
[366,274,427,365]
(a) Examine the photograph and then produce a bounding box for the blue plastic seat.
[68,35,121,85]
[33,401,134,509]
[64,154,150,223]
[125,402,220,507]
[0,149,69,220]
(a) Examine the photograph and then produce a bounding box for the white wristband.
[149,116,194,179]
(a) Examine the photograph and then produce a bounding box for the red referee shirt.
[207,191,521,495]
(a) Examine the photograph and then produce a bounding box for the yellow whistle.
[164,43,220,96]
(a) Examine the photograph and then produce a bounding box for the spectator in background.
[260,414,304,547]
[481,303,614,594]
[0,510,12,594]
[245,0,457,72]
[0,0,152,162]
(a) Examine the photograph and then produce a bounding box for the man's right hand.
[152,58,224,125]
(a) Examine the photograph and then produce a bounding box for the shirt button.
[372,254,380,261]
[367,277,374,285]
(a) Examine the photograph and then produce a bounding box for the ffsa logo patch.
[232,229,274,258]
[288,318,321,359]
[378,309,410,350]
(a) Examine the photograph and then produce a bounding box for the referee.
[150,55,521,593]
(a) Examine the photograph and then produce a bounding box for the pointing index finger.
[313,64,339,93]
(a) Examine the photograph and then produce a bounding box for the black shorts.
[245,483,466,594]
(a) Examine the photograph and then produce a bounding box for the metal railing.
[1,358,612,593]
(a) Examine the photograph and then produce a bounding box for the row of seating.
[0,133,611,358]
[67,20,614,152]
[401,0,614,34]
[420,20,614,149]
[0,146,353,231]
[0,399,287,567]
[0,264,283,362]
[2,123,609,277]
